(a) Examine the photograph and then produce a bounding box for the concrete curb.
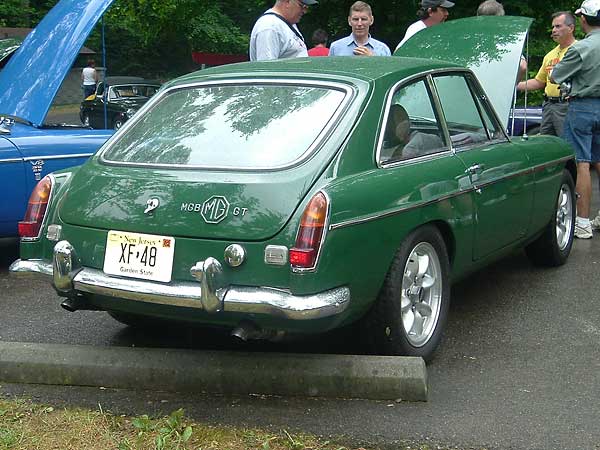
[0,341,428,401]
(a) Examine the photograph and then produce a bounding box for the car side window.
[380,79,447,164]
[433,74,503,148]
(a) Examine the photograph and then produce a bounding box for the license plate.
[103,230,175,282]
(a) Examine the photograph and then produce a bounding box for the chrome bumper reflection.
[9,246,350,321]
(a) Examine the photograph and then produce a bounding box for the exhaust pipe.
[231,320,286,342]
[60,297,81,312]
[231,320,259,342]
[60,295,101,312]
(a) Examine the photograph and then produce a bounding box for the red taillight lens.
[290,192,328,269]
[18,176,52,238]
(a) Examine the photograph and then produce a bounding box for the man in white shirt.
[249,0,318,61]
[396,0,454,50]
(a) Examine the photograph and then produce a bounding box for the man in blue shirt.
[329,1,391,56]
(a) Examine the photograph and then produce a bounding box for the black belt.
[543,95,565,103]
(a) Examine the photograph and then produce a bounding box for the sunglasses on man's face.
[295,0,309,10]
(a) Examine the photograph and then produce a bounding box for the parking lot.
[2,223,600,450]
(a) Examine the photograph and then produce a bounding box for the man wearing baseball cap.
[395,0,454,50]
[551,0,600,239]
[250,0,318,61]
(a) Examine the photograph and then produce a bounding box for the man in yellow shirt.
[517,11,576,136]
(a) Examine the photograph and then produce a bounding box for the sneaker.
[575,222,593,239]
[592,211,600,230]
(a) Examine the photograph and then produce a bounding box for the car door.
[432,72,534,260]
[374,76,476,272]
[0,136,27,236]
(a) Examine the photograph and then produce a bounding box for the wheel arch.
[565,158,577,185]
[428,219,456,267]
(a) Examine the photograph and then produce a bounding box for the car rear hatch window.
[100,81,348,170]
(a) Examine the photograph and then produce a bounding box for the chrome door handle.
[466,164,484,175]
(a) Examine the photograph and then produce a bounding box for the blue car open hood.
[0,0,114,127]
[395,16,533,131]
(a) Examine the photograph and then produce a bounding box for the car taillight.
[18,176,52,239]
[290,192,328,270]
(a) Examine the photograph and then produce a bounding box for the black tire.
[113,118,124,130]
[525,170,575,266]
[362,225,450,362]
[81,112,90,127]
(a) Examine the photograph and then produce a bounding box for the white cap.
[575,0,600,17]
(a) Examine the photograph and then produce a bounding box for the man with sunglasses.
[250,0,318,61]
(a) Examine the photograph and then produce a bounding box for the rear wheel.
[525,170,575,266]
[113,118,125,130]
[81,112,90,127]
[362,225,450,361]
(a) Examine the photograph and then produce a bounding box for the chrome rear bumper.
[9,240,350,321]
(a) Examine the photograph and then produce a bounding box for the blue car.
[508,106,543,136]
[0,0,115,237]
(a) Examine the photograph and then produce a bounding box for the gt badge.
[181,196,248,224]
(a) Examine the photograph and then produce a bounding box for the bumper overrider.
[9,240,350,321]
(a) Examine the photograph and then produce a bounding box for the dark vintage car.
[0,0,115,237]
[10,17,576,361]
[80,77,161,130]
[0,38,21,69]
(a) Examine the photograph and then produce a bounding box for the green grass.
[0,397,374,450]
[0,396,489,450]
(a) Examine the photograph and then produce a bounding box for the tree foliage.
[0,0,590,80]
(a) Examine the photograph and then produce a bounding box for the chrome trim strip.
[1,153,92,164]
[225,285,350,320]
[77,268,349,320]
[330,188,474,231]
[330,156,573,231]
[9,259,350,320]
[99,78,357,172]
[23,153,93,161]
[9,259,53,278]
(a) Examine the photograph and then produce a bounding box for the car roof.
[169,56,463,88]
[103,76,161,86]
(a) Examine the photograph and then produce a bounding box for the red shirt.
[308,46,329,57]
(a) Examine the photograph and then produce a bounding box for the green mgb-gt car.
[10,17,576,361]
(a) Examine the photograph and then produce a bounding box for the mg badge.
[201,196,230,224]
[144,198,160,214]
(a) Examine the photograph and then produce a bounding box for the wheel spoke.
[403,309,415,334]
[415,302,432,317]
[420,273,435,289]
[558,190,568,209]
[409,310,425,337]
[400,293,412,313]
[404,257,418,281]
[416,253,430,278]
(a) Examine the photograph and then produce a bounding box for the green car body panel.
[11,17,576,355]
